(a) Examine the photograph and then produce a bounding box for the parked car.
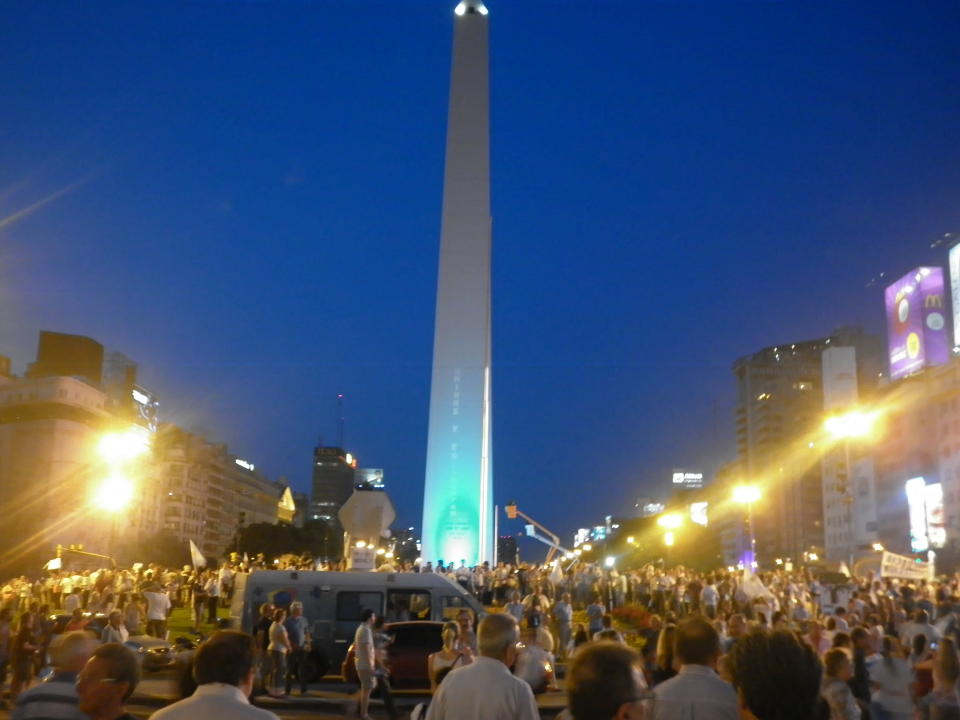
[341,621,444,689]
[46,612,175,671]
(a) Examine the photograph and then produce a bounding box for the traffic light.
[505,503,518,519]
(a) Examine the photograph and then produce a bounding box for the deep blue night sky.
[3,0,960,545]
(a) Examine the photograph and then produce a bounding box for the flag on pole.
[189,539,206,568]
[242,552,249,566]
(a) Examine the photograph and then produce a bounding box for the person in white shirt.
[354,609,377,720]
[425,612,539,720]
[143,586,171,639]
[148,630,279,720]
[101,610,130,645]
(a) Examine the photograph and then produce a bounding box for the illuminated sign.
[906,477,929,552]
[951,244,960,350]
[131,389,150,405]
[235,458,255,471]
[885,267,949,380]
[925,482,946,549]
[642,502,665,516]
[672,471,704,489]
[574,528,590,547]
[690,502,709,526]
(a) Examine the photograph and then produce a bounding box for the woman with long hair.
[652,623,678,686]
[427,621,469,692]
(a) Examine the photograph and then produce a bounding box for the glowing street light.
[92,473,134,512]
[872,543,885,552]
[356,540,368,549]
[376,548,386,555]
[824,409,879,439]
[582,543,593,552]
[97,429,150,464]
[604,556,615,568]
[626,536,635,544]
[664,531,675,547]
[657,513,683,529]
[732,485,761,505]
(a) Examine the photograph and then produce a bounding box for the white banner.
[880,550,931,580]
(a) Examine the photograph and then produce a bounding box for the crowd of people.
[5,554,960,719]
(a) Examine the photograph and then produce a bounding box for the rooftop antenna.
[337,393,345,449]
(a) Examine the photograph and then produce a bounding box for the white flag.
[189,539,207,568]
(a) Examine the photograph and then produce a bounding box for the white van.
[230,570,485,676]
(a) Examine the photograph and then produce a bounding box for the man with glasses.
[565,641,651,719]
[75,643,140,720]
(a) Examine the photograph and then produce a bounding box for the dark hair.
[567,641,644,720]
[193,630,258,686]
[913,633,928,656]
[832,632,851,649]
[360,608,376,623]
[92,643,141,702]
[674,616,720,666]
[730,630,822,720]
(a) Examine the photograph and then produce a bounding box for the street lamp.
[657,513,683,529]
[664,531,675,547]
[732,485,761,568]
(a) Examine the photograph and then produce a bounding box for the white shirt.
[425,656,539,720]
[64,594,81,614]
[144,591,171,621]
[149,683,280,720]
[653,664,740,720]
[102,623,130,644]
[354,624,375,671]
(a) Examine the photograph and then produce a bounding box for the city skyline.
[3,0,960,542]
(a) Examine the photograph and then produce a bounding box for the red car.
[341,621,444,690]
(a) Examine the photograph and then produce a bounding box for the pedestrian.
[143,585,171,639]
[354,609,377,720]
[553,593,574,660]
[149,630,279,720]
[564,641,651,720]
[75,643,140,720]
[10,612,37,698]
[427,622,471,691]
[424,613,539,720]
[652,616,738,720]
[821,648,860,720]
[283,602,311,696]
[869,636,914,720]
[12,631,94,720]
[729,629,823,720]
[266,608,290,698]
[101,611,130,645]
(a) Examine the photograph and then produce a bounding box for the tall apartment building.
[733,327,883,566]
[153,425,281,559]
[311,446,357,524]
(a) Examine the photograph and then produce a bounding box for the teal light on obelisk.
[421,0,493,567]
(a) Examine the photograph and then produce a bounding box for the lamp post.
[732,485,761,568]
[94,429,149,559]
[824,409,879,566]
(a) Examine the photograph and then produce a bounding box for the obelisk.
[421,0,493,567]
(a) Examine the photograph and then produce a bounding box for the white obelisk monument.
[421,0,493,567]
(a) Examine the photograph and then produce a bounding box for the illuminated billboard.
[906,477,928,552]
[951,244,960,350]
[690,502,708,526]
[672,471,704,489]
[885,267,949,380]
[925,482,946,549]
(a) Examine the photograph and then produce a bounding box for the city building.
[422,0,494,566]
[311,446,357,524]
[153,425,281,559]
[733,327,883,566]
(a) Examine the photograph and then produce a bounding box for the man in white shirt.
[148,631,279,720]
[354,609,377,720]
[143,586,171,639]
[653,616,739,720]
[426,612,538,720]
